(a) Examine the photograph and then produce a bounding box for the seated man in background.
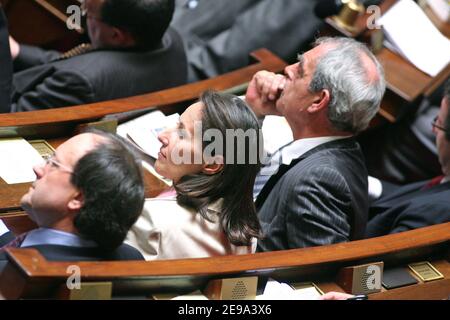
[366,79,450,237]
[171,0,322,81]
[246,37,385,251]
[0,130,145,265]
[0,5,12,112]
[358,85,444,185]
[8,0,186,112]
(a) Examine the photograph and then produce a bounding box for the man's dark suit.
[257,138,369,252]
[10,28,187,112]
[0,6,12,112]
[171,0,322,81]
[366,180,450,237]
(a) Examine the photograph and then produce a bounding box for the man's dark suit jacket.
[257,138,369,252]
[10,28,187,112]
[171,0,322,81]
[0,6,12,113]
[366,180,450,238]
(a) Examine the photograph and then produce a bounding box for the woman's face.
[155,102,205,182]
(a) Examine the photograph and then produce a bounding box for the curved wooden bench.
[1,222,449,299]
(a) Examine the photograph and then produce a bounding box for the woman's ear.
[68,191,84,211]
[307,89,330,113]
[202,155,224,175]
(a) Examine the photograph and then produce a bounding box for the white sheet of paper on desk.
[171,290,208,300]
[256,280,295,300]
[379,0,450,77]
[256,280,322,300]
[117,110,180,159]
[0,220,9,236]
[0,138,43,184]
[291,286,323,300]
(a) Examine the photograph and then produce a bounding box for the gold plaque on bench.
[28,140,55,159]
[408,261,444,282]
[68,282,113,300]
[203,276,258,300]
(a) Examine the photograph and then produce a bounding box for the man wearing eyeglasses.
[0,131,145,263]
[366,79,450,237]
[6,0,186,113]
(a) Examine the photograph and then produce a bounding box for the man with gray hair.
[246,37,386,251]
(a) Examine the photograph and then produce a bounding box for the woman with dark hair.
[126,91,262,260]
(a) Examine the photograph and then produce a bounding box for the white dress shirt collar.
[280,136,351,165]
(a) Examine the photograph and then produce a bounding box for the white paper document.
[117,110,180,159]
[0,138,43,184]
[171,290,208,300]
[256,280,323,300]
[0,220,9,236]
[379,0,450,76]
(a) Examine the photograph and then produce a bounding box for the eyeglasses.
[432,116,449,133]
[43,155,75,175]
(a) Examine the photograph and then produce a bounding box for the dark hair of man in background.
[101,0,175,49]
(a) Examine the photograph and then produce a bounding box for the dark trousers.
[0,7,12,113]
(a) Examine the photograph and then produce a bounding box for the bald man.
[0,131,145,262]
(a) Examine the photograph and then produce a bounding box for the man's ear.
[68,191,84,211]
[307,89,330,113]
[111,27,135,47]
[202,156,224,176]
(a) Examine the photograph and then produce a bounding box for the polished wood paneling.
[1,0,84,51]
[0,223,448,299]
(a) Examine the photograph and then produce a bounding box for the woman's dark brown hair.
[175,90,262,245]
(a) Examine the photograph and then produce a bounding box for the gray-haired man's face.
[276,45,328,123]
